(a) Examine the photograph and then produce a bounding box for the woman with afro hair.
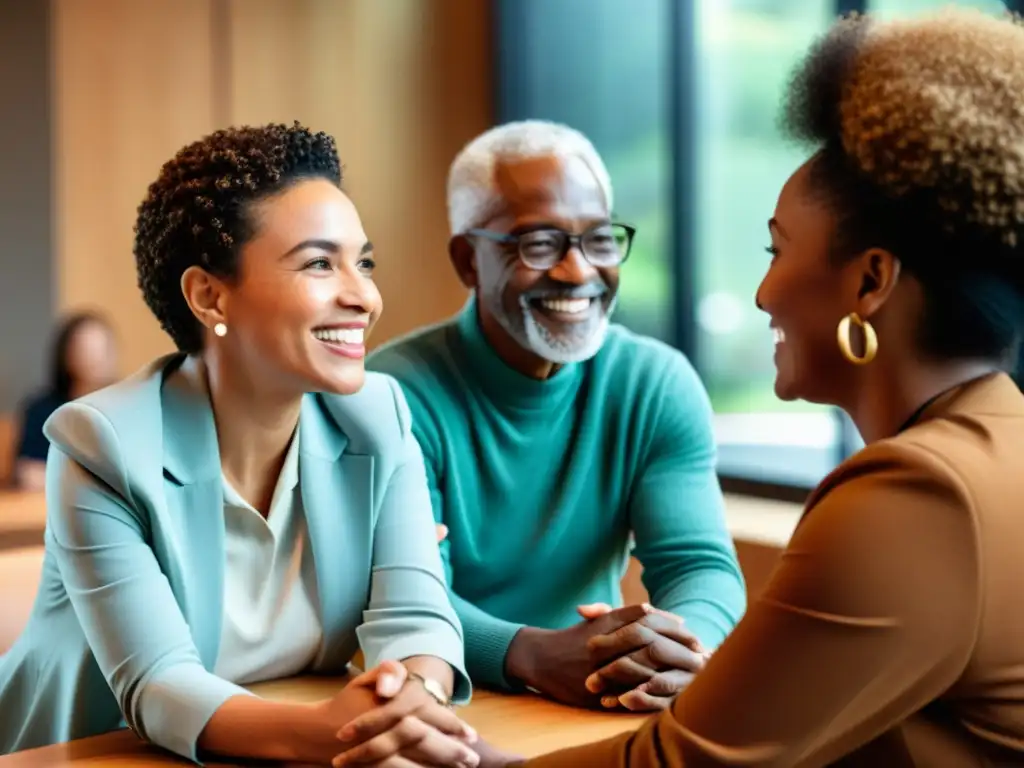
[456,7,1024,768]
[0,123,480,768]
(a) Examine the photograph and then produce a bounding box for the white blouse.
[213,427,324,685]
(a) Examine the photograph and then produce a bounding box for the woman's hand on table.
[577,602,709,712]
[315,674,380,744]
[330,659,480,767]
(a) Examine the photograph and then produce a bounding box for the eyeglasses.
[465,222,636,271]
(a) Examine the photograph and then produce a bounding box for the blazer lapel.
[160,355,226,672]
[299,394,375,667]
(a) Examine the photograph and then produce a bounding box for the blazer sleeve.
[523,443,980,768]
[44,403,252,764]
[356,378,472,703]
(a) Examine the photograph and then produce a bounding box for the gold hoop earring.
[213,322,227,338]
[837,312,877,365]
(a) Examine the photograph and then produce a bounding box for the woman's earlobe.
[180,265,231,337]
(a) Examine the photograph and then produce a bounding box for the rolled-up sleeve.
[356,380,471,703]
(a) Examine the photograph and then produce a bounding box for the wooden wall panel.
[52,0,492,371]
[226,0,492,346]
[52,0,219,374]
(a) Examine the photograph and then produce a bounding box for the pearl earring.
[213,322,227,337]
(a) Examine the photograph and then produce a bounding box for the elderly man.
[368,120,744,711]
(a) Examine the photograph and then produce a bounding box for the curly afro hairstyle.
[780,7,1024,369]
[134,121,343,353]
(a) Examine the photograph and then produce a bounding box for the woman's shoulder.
[807,409,1013,530]
[817,436,963,499]
[43,355,179,478]
[796,435,981,611]
[839,392,1017,491]
[794,395,1023,643]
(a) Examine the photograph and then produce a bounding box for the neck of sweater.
[454,297,583,413]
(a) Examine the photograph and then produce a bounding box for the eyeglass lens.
[517,224,630,268]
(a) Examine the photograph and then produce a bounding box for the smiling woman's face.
[754,161,863,404]
[212,177,382,396]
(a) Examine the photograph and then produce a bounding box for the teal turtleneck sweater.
[367,299,745,688]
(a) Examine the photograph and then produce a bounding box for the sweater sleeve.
[524,445,979,767]
[406,395,526,691]
[367,346,526,689]
[628,352,746,649]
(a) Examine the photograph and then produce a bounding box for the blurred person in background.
[369,8,1024,767]
[13,311,118,491]
[0,122,480,768]
[369,120,745,712]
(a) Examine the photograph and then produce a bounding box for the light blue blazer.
[0,354,469,761]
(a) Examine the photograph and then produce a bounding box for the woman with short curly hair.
[456,8,1024,768]
[0,123,479,768]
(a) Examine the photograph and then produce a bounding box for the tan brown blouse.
[526,373,1024,767]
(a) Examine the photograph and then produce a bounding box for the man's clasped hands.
[326,598,710,767]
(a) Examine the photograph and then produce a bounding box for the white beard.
[477,253,614,365]
[517,294,616,364]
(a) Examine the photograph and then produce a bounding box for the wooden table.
[0,492,45,550]
[0,675,648,766]
[0,492,795,763]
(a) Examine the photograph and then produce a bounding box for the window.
[496,0,1013,496]
[694,0,841,487]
